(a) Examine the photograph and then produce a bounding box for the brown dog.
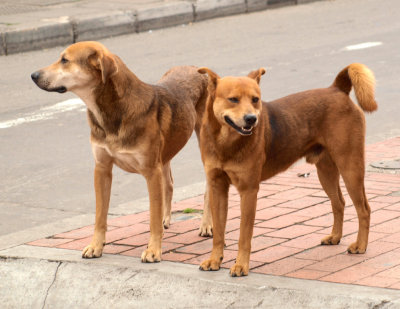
[31,41,213,262]
[198,63,377,276]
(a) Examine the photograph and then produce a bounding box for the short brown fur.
[198,64,377,277]
[31,41,213,262]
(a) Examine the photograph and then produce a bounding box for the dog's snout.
[244,114,257,126]
[31,71,40,82]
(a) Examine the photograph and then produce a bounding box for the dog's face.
[199,68,265,136]
[31,41,117,95]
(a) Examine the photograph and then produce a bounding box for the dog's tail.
[332,63,378,112]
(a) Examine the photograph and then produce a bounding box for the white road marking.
[343,42,382,51]
[0,98,85,129]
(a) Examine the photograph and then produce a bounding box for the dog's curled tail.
[332,63,378,112]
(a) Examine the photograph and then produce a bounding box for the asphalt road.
[0,0,399,236]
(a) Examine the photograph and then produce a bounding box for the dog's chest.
[113,149,147,173]
[93,143,147,173]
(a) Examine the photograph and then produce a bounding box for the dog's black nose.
[31,71,40,82]
[244,114,257,126]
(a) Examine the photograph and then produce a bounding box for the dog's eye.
[228,97,239,103]
[252,97,259,103]
[60,57,69,64]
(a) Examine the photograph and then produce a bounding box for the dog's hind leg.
[336,156,370,254]
[194,117,213,237]
[199,186,213,237]
[316,152,346,246]
[162,161,173,229]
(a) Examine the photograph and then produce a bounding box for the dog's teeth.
[242,127,253,132]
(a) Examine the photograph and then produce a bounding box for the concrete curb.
[1,245,400,308]
[194,0,246,21]
[0,0,324,55]
[5,20,74,55]
[0,32,6,55]
[73,11,136,42]
[137,2,194,33]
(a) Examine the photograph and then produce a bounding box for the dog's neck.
[73,88,102,126]
[81,66,154,136]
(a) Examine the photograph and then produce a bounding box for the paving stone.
[27,238,73,247]
[319,264,381,284]
[107,212,150,227]
[255,206,294,220]
[250,245,304,263]
[55,225,95,239]
[268,188,320,201]
[162,252,197,262]
[306,254,365,273]
[114,232,150,246]
[102,244,132,254]
[294,244,348,261]
[286,268,330,280]
[282,232,327,249]
[56,236,92,251]
[355,276,400,288]
[257,213,310,229]
[252,256,315,276]
[266,225,322,239]
[226,235,285,252]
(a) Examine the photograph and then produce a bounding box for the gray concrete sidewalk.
[0,0,321,55]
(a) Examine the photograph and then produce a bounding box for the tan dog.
[31,41,213,262]
[198,64,377,276]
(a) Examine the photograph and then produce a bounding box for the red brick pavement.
[27,137,400,289]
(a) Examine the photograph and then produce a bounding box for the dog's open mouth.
[34,82,67,93]
[50,86,67,93]
[224,116,253,136]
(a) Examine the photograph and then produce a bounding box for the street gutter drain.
[370,159,400,170]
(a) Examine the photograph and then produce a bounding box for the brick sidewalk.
[28,137,400,289]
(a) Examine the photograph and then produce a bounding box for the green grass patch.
[182,208,201,214]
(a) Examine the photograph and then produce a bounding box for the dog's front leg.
[82,160,113,258]
[230,187,258,277]
[141,165,164,263]
[199,172,229,271]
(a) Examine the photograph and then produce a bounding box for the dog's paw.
[82,243,103,258]
[198,223,213,237]
[141,247,161,263]
[347,242,366,254]
[163,216,171,229]
[229,263,249,277]
[321,234,341,246]
[199,258,221,271]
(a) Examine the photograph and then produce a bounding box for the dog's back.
[157,66,208,157]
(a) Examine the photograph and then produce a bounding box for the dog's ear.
[247,68,266,84]
[98,53,118,83]
[89,50,118,83]
[198,67,220,89]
